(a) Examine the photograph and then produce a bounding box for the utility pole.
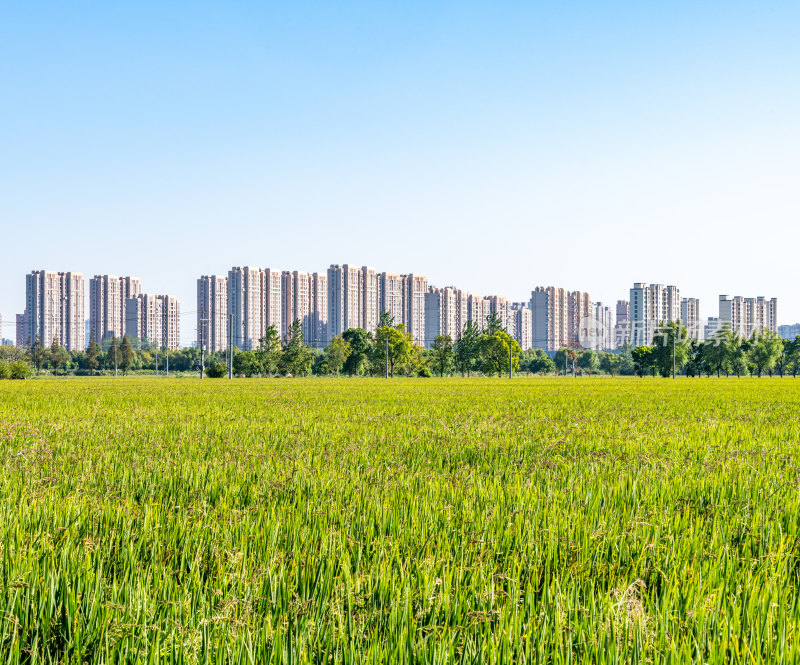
[509,338,513,379]
[114,339,118,377]
[154,345,158,378]
[199,309,207,379]
[672,330,676,379]
[385,338,389,379]
[166,345,169,377]
[228,313,234,379]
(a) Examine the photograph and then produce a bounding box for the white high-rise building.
[378,272,404,326]
[23,270,86,351]
[327,264,363,339]
[402,273,428,346]
[680,298,701,341]
[126,294,180,350]
[425,286,460,347]
[509,303,533,350]
[591,302,614,350]
[629,283,681,347]
[486,295,510,331]
[719,295,778,338]
[467,294,491,331]
[197,275,228,351]
[89,275,142,344]
[614,300,630,348]
[282,271,314,343]
[530,287,591,351]
[310,272,328,348]
[361,266,380,334]
[228,267,265,351]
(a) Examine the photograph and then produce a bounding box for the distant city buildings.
[629,283,681,347]
[20,270,86,351]
[680,297,701,341]
[197,275,228,352]
[125,294,181,350]
[11,266,788,353]
[719,295,778,338]
[89,275,142,343]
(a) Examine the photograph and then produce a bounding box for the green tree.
[324,335,351,376]
[430,334,454,376]
[598,351,621,376]
[485,312,505,335]
[342,328,373,376]
[119,336,135,375]
[454,321,481,377]
[632,346,655,377]
[553,347,578,376]
[30,335,47,374]
[281,319,313,376]
[479,331,520,377]
[49,338,68,376]
[651,321,691,377]
[233,350,262,377]
[206,362,227,378]
[86,338,101,376]
[257,325,282,377]
[529,349,556,375]
[786,336,800,378]
[373,323,413,377]
[577,349,599,374]
[9,361,31,379]
[748,330,784,378]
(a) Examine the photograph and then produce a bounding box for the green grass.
[0,377,798,663]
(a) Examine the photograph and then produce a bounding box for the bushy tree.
[431,334,454,376]
[373,322,413,377]
[323,335,350,376]
[119,336,135,375]
[281,319,314,376]
[257,325,282,377]
[632,346,655,377]
[206,362,227,378]
[454,321,481,377]
[577,349,599,374]
[650,321,691,377]
[342,328,372,376]
[479,331,520,377]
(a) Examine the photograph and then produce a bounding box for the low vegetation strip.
[0,378,798,663]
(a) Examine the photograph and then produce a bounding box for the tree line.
[5,317,798,379]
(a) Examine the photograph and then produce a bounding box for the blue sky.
[1,1,798,344]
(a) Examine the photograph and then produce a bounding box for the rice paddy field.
[0,377,799,663]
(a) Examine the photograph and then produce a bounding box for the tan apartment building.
[89,275,142,343]
[126,294,180,350]
[197,275,228,351]
[22,270,86,351]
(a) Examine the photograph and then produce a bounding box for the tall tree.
[748,330,784,378]
[374,323,413,377]
[342,328,373,376]
[577,349,599,374]
[49,338,68,376]
[281,319,313,376]
[30,335,47,374]
[86,337,101,376]
[431,334,454,377]
[485,312,505,335]
[324,335,351,376]
[119,336,135,376]
[479,331,520,377]
[651,321,691,377]
[257,324,282,377]
[632,346,655,377]
[107,336,120,375]
[454,321,481,377]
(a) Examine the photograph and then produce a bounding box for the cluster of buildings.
[13,270,180,351]
[4,267,784,354]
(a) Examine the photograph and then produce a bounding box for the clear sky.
[1,1,798,345]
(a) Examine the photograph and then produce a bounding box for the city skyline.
[6,265,788,352]
[1,3,798,345]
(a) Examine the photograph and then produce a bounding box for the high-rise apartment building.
[680,298,701,341]
[22,270,86,351]
[486,295,510,331]
[719,295,778,338]
[15,314,25,348]
[361,266,380,333]
[402,273,428,346]
[196,275,228,351]
[705,317,722,341]
[125,294,180,350]
[425,286,460,347]
[509,303,532,350]
[466,294,491,331]
[568,291,592,347]
[614,300,629,348]
[378,272,404,326]
[89,275,142,344]
[282,271,315,343]
[530,287,568,351]
[778,324,800,340]
[530,287,591,350]
[228,267,265,350]
[310,272,328,348]
[629,283,681,347]
[327,264,363,339]
[591,302,614,350]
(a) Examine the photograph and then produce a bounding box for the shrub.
[0,362,9,379]
[9,361,31,380]
[206,362,227,378]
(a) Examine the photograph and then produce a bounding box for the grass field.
[0,377,798,663]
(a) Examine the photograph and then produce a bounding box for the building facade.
[89,275,142,344]
[23,270,86,351]
[629,283,681,347]
[126,294,180,350]
[197,275,228,352]
[680,298,701,341]
[719,295,778,338]
[402,273,428,346]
